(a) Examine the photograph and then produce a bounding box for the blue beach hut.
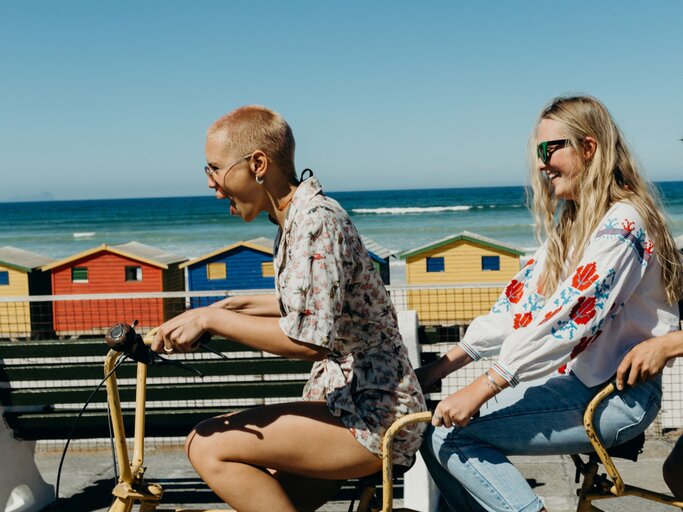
[361,236,394,285]
[181,237,275,308]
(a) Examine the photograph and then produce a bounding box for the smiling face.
[536,118,583,201]
[205,136,266,222]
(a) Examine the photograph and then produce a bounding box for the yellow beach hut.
[401,231,525,325]
[676,234,683,320]
[0,246,54,339]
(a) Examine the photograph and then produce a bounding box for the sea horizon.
[4,178,683,205]
[2,181,682,261]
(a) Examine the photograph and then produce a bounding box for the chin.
[242,211,258,223]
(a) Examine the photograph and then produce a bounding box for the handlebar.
[104,322,218,377]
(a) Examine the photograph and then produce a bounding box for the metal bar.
[583,382,625,496]
[381,411,432,512]
[104,349,132,484]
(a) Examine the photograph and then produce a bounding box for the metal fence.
[0,285,681,430]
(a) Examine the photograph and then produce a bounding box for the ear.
[582,137,597,161]
[250,150,269,179]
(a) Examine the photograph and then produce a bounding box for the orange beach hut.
[42,241,186,336]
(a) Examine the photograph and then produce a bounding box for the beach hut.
[401,231,525,325]
[42,241,186,336]
[361,236,394,285]
[182,237,275,308]
[0,246,54,338]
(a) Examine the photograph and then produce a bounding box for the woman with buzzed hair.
[152,105,426,511]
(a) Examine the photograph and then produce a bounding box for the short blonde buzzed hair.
[207,105,297,181]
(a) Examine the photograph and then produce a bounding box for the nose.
[207,172,217,188]
[537,155,549,171]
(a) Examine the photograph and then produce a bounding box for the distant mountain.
[2,191,56,203]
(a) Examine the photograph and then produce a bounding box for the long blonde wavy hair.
[529,95,682,304]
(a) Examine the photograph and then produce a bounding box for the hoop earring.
[255,175,264,185]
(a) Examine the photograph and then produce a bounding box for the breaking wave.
[352,205,472,215]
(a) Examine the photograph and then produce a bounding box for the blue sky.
[1,1,682,201]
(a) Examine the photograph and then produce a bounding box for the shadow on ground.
[40,477,224,511]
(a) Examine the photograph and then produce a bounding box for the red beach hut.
[42,241,186,336]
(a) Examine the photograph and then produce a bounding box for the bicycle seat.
[584,431,645,462]
[356,463,410,488]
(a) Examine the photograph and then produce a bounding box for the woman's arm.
[209,294,281,317]
[151,307,328,361]
[494,204,656,386]
[415,345,473,392]
[616,330,683,390]
[455,251,544,363]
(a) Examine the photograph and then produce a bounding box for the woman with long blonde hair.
[417,95,682,512]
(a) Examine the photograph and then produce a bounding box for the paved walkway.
[36,432,681,511]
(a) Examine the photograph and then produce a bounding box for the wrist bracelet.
[484,371,504,394]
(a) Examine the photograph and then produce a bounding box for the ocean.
[1,181,682,261]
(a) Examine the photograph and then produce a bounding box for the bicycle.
[100,321,428,512]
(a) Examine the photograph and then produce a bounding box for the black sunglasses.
[537,139,570,164]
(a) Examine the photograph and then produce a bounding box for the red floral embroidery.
[557,363,568,374]
[303,309,313,316]
[540,307,562,325]
[571,263,599,291]
[569,297,596,325]
[570,330,603,359]
[311,253,324,260]
[505,280,524,304]
[513,312,533,329]
[643,240,654,255]
[524,258,535,268]
[621,219,635,232]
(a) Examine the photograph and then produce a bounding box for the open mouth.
[543,169,560,180]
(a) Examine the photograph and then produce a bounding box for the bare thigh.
[185,400,382,480]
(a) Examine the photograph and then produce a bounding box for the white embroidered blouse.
[459,202,680,387]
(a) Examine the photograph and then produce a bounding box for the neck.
[266,184,298,228]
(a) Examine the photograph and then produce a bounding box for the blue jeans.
[421,371,662,512]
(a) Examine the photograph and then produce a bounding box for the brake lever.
[198,342,228,360]
[149,352,204,377]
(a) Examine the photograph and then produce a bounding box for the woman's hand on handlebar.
[151,308,213,354]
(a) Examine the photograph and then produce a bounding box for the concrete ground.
[36,432,682,512]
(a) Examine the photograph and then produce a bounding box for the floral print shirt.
[460,202,680,387]
[274,176,426,466]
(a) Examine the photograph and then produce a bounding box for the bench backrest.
[0,338,312,441]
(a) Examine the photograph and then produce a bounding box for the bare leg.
[184,401,382,512]
[274,472,344,511]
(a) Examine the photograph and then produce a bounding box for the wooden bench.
[0,337,312,442]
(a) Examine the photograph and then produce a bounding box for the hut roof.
[179,238,273,269]
[42,241,186,271]
[360,236,396,259]
[0,246,55,272]
[401,231,525,259]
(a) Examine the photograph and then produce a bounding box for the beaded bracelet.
[484,371,504,394]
